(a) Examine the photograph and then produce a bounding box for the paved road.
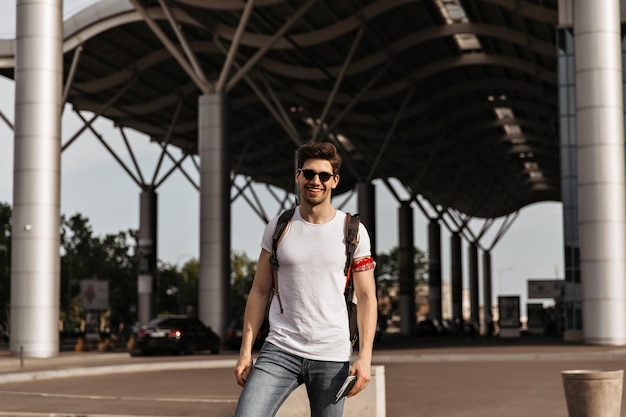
[0,337,626,416]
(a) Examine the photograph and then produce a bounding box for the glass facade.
[557,28,581,334]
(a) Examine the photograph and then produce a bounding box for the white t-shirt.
[261,207,371,361]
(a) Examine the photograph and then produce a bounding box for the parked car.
[134,315,220,355]
[225,317,269,350]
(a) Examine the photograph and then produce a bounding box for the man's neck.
[299,203,336,224]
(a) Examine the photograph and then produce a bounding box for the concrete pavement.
[0,335,625,416]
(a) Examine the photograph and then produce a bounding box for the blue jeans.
[234,342,350,417]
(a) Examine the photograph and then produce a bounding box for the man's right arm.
[234,248,274,386]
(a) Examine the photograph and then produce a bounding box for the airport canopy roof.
[0,0,560,219]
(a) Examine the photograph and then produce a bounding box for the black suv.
[134,315,220,355]
[225,317,269,350]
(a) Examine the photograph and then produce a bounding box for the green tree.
[157,262,181,315]
[60,213,101,332]
[375,246,428,286]
[60,214,138,332]
[157,252,255,321]
[156,258,200,316]
[374,246,428,319]
[231,251,257,319]
[94,230,138,327]
[178,258,199,314]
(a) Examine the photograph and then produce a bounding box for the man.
[233,142,377,417]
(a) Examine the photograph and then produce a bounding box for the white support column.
[482,251,493,334]
[137,188,157,325]
[10,0,63,357]
[198,94,230,338]
[574,0,626,345]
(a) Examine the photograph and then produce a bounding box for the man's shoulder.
[269,206,299,224]
[277,207,297,222]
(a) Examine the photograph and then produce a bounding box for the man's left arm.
[348,256,377,397]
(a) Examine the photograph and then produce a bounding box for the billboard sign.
[80,279,109,310]
[528,279,563,299]
[498,296,520,338]
[526,303,545,328]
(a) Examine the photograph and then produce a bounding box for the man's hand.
[347,356,372,397]
[234,354,254,387]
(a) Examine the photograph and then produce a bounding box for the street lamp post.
[496,266,514,297]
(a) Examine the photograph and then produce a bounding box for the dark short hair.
[296,142,342,174]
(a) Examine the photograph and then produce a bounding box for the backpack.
[268,208,361,346]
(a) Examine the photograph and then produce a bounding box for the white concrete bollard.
[562,369,623,417]
[276,365,386,417]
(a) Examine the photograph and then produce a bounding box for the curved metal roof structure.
[0,0,560,219]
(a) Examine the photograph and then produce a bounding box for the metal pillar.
[137,188,157,325]
[468,242,480,324]
[398,201,415,335]
[198,94,230,338]
[357,181,376,258]
[10,0,63,358]
[482,250,493,333]
[574,0,626,345]
[428,220,442,321]
[450,232,463,321]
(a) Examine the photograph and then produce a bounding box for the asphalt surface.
[1,335,626,417]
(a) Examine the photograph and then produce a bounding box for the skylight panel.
[434,0,482,52]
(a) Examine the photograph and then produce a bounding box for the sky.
[0,0,565,315]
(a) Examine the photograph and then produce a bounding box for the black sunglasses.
[298,168,335,182]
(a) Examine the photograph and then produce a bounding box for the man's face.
[296,159,339,207]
